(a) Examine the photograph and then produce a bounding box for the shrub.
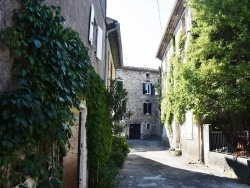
[98,161,119,188]
[110,150,126,169]
[109,136,129,169]
[112,136,130,155]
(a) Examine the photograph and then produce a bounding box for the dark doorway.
[129,124,141,139]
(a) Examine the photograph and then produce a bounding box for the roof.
[106,17,123,69]
[123,66,159,73]
[156,0,185,60]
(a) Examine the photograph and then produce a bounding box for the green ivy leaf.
[2,140,14,149]
[21,69,27,76]
[2,109,11,120]
[29,56,35,64]
[34,39,42,48]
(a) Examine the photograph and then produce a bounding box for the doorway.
[129,124,141,139]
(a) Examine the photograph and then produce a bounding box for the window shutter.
[88,4,95,45]
[143,103,147,114]
[151,84,155,95]
[148,103,152,115]
[96,26,103,60]
[143,83,146,94]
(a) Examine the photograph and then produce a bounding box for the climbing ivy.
[161,33,188,132]
[161,0,250,131]
[0,0,115,187]
[108,79,130,135]
[156,66,162,109]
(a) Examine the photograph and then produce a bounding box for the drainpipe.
[77,111,82,188]
[104,22,119,87]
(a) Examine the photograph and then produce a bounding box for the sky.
[107,0,176,69]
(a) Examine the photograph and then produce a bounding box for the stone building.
[156,0,202,162]
[121,66,160,139]
[0,1,123,187]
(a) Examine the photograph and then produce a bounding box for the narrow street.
[118,139,249,188]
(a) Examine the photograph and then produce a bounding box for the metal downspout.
[77,111,82,188]
[104,23,119,87]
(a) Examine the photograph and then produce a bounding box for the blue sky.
[107,0,175,69]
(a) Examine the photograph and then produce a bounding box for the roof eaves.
[156,0,185,60]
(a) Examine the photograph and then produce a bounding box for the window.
[146,124,151,129]
[116,69,122,78]
[146,72,150,79]
[143,83,155,95]
[143,102,152,115]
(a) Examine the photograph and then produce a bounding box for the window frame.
[143,83,152,95]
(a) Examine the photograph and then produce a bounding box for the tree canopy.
[161,0,250,131]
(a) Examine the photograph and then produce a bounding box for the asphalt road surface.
[118,139,250,188]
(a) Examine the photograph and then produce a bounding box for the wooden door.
[129,124,141,139]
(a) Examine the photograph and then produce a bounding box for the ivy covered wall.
[0,0,118,187]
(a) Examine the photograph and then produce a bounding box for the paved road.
[118,139,249,188]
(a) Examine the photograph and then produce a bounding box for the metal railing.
[210,131,250,157]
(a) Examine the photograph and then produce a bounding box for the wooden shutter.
[143,103,147,114]
[148,103,152,115]
[96,26,103,60]
[143,83,146,94]
[88,4,95,45]
[151,84,155,95]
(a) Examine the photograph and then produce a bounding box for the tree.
[108,79,130,135]
[184,0,250,130]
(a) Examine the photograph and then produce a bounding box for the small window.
[143,83,155,95]
[146,73,150,79]
[143,83,151,94]
[146,124,151,129]
[143,102,152,115]
[116,69,122,78]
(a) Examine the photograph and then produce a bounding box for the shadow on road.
[118,139,249,188]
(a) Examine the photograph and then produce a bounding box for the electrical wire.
[157,0,163,35]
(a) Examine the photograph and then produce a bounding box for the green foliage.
[110,136,129,172]
[185,0,250,129]
[161,53,187,132]
[178,32,186,53]
[85,73,113,188]
[98,160,119,188]
[156,67,162,109]
[111,136,130,155]
[161,0,250,131]
[108,79,130,135]
[0,0,90,186]
[0,0,114,187]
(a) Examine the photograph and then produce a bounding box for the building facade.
[156,0,202,162]
[0,1,122,187]
[121,66,160,139]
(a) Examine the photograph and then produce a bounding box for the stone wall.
[122,66,160,139]
[0,0,19,92]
